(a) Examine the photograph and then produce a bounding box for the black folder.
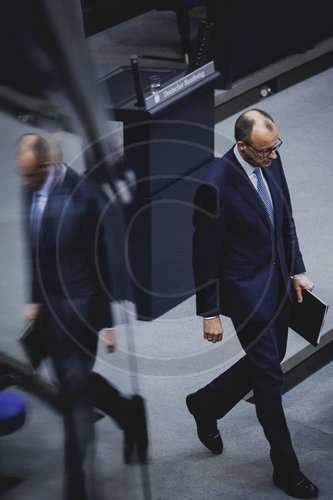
[18,317,49,372]
[289,289,329,347]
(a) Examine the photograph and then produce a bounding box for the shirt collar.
[35,163,67,197]
[233,144,256,177]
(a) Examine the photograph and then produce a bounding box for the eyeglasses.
[244,138,283,158]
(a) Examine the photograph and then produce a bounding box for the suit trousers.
[194,297,300,479]
[50,347,97,500]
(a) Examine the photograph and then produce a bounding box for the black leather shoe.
[123,425,135,464]
[186,393,223,455]
[123,395,149,464]
[132,395,149,464]
[198,429,223,455]
[273,471,319,498]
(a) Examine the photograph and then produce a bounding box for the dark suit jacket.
[25,165,112,353]
[192,147,305,323]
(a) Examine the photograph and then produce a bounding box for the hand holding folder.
[289,289,329,347]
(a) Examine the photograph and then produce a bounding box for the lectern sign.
[145,61,215,110]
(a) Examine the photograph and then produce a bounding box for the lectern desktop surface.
[98,66,185,108]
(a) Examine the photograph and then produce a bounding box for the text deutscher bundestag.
[163,71,205,98]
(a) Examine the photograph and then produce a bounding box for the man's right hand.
[203,317,223,343]
[24,303,40,322]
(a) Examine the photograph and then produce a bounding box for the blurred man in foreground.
[17,133,147,499]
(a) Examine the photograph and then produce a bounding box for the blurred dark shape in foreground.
[0,1,151,498]
[0,0,133,204]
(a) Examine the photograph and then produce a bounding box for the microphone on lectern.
[130,55,145,107]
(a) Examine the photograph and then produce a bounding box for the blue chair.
[0,373,27,436]
[0,392,26,436]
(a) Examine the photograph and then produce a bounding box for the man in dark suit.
[186,109,318,498]
[17,133,147,499]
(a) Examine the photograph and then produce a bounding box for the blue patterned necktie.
[254,168,274,226]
